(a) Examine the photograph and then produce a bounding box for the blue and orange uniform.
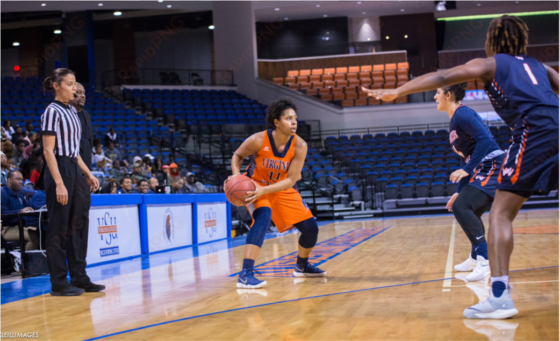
[450,105,504,197]
[484,54,559,196]
[245,129,313,233]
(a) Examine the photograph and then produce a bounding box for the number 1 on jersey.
[268,171,281,181]
[523,63,538,85]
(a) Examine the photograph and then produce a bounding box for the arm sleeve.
[41,107,59,136]
[454,110,493,174]
[1,192,21,216]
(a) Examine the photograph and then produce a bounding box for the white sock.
[491,275,509,287]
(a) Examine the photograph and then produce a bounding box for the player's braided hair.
[266,98,298,129]
[487,15,529,56]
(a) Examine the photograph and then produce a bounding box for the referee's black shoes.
[72,281,106,292]
[50,286,85,296]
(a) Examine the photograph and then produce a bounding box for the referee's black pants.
[44,157,89,291]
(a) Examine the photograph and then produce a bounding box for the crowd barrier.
[87,194,232,266]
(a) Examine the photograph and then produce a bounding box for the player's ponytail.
[443,83,467,103]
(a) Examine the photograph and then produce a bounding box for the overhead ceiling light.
[316,4,321,7]
[13,42,20,46]
[367,37,371,41]
[41,3,46,6]
[113,11,122,16]
[357,1,362,3]
[477,3,481,6]
[208,25,215,30]
[98,3,103,6]
[275,8,280,11]
[284,17,289,20]
[400,9,405,11]
[404,34,408,38]
[362,12,366,14]
[385,36,389,40]
[323,14,328,17]
[436,1,446,11]
[167,4,171,7]
[54,29,62,34]
[158,0,163,2]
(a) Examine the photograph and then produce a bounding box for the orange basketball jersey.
[245,130,296,186]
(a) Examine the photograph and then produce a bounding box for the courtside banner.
[196,202,228,244]
[87,205,142,265]
[146,203,193,253]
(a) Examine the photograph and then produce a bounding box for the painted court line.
[442,220,456,291]
[230,225,392,277]
[448,279,559,287]
[83,265,559,341]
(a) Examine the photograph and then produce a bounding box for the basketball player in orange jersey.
[226,98,326,288]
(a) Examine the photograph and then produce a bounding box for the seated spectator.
[131,161,147,184]
[1,171,39,250]
[160,165,173,185]
[2,140,14,158]
[169,162,180,179]
[20,130,30,145]
[117,176,133,194]
[152,158,163,176]
[104,141,122,162]
[92,144,112,170]
[13,139,26,168]
[137,179,149,194]
[24,139,40,159]
[148,177,159,193]
[185,172,208,193]
[171,177,185,194]
[109,178,119,194]
[25,121,34,134]
[104,127,119,147]
[2,120,14,141]
[1,152,8,185]
[28,151,43,188]
[92,138,102,154]
[110,160,125,181]
[11,126,24,144]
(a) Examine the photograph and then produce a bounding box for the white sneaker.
[455,255,477,272]
[464,286,518,319]
[466,256,490,281]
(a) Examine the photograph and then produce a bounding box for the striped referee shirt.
[41,100,82,158]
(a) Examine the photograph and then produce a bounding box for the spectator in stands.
[131,161,147,184]
[185,172,208,193]
[104,141,122,162]
[152,158,163,175]
[6,157,16,171]
[110,160,125,181]
[1,152,8,185]
[1,171,39,250]
[108,178,119,194]
[25,121,34,134]
[170,177,185,194]
[143,155,153,172]
[104,127,119,147]
[24,133,39,158]
[137,179,149,194]
[92,138,102,154]
[24,189,47,228]
[148,177,159,193]
[11,126,24,144]
[92,144,112,170]
[13,139,26,168]
[159,164,172,185]
[169,162,180,180]
[27,150,43,188]
[2,120,14,141]
[117,176,133,194]
[2,140,14,158]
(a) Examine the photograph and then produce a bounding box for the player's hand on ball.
[245,181,264,205]
[446,193,459,212]
[361,87,399,101]
[224,173,239,187]
[450,169,469,183]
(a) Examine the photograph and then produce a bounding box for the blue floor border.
[84,265,559,341]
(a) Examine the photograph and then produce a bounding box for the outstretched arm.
[363,57,496,101]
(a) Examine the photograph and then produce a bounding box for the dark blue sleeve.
[28,191,46,210]
[1,191,21,216]
[454,108,493,174]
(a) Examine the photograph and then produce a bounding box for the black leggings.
[452,185,492,246]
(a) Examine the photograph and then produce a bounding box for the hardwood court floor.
[1,209,558,341]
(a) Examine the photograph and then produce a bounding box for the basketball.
[225,174,256,206]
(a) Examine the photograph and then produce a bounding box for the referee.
[41,68,102,296]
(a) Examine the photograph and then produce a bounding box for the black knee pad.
[294,217,318,249]
[245,207,271,248]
